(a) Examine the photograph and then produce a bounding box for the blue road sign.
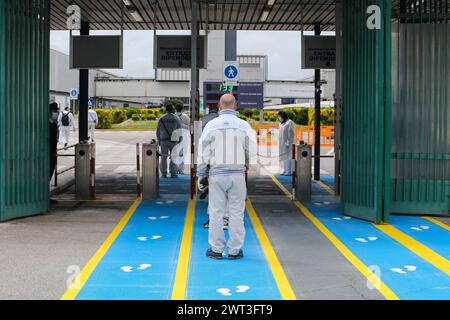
[224,65,238,80]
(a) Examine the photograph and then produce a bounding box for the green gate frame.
[390,0,450,216]
[341,0,392,223]
[0,0,50,222]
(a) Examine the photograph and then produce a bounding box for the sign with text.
[203,82,264,109]
[154,35,206,69]
[302,36,336,69]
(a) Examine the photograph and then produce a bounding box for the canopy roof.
[50,0,338,31]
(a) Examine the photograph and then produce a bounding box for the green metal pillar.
[341,0,392,223]
[0,0,50,221]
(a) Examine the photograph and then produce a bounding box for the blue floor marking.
[276,175,450,300]
[76,176,191,300]
[390,215,450,260]
[186,200,282,300]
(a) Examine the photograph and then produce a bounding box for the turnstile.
[75,143,96,200]
[142,142,159,200]
[295,143,312,202]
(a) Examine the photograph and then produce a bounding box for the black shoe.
[203,220,209,229]
[170,174,178,179]
[162,174,167,178]
[228,250,244,260]
[206,248,223,260]
[223,217,229,230]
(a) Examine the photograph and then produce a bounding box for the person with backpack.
[57,106,74,148]
[156,104,182,178]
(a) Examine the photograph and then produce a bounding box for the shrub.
[95,109,113,129]
[131,114,140,121]
[124,108,139,119]
[111,109,127,124]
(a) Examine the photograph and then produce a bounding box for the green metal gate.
[391,0,450,215]
[0,0,50,221]
[341,0,392,223]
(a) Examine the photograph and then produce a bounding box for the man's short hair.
[50,102,59,112]
[175,104,184,112]
[166,104,175,113]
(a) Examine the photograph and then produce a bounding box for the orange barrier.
[253,124,335,147]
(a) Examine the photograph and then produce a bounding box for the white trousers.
[208,174,246,255]
[88,123,96,141]
[281,158,292,175]
[59,126,71,145]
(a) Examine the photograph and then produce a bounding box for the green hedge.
[95,109,113,129]
[111,109,127,124]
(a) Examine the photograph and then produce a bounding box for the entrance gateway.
[0,0,448,223]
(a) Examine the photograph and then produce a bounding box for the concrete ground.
[247,174,383,300]
[1,129,447,300]
[0,200,131,300]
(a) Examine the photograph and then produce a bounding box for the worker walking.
[278,111,295,176]
[157,104,182,178]
[175,104,190,174]
[201,104,219,131]
[88,107,98,143]
[198,94,256,260]
[57,106,74,148]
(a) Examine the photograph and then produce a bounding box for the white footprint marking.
[314,202,323,206]
[121,266,133,273]
[390,265,417,274]
[137,264,152,270]
[236,285,250,293]
[405,265,417,272]
[368,237,378,241]
[323,201,331,205]
[166,201,174,204]
[137,237,148,241]
[217,288,232,296]
[151,235,162,240]
[156,202,164,205]
[355,238,368,243]
[333,217,343,221]
[343,217,352,220]
[421,226,430,230]
[148,216,157,220]
[390,268,407,274]
[160,216,170,219]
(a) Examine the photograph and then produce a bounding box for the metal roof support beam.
[334,0,342,195]
[79,21,90,143]
[190,0,199,199]
[314,23,321,182]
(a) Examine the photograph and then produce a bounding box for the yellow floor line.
[313,177,450,279]
[171,196,196,300]
[422,217,450,232]
[246,198,297,300]
[61,198,142,300]
[374,224,450,276]
[269,174,399,300]
[315,180,335,196]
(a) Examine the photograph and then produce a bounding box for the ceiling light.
[260,10,270,22]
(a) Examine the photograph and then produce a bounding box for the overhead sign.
[302,36,336,69]
[154,35,206,69]
[223,61,239,85]
[204,82,264,109]
[70,88,78,100]
[70,35,123,69]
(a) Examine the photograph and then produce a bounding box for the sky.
[50,30,315,80]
